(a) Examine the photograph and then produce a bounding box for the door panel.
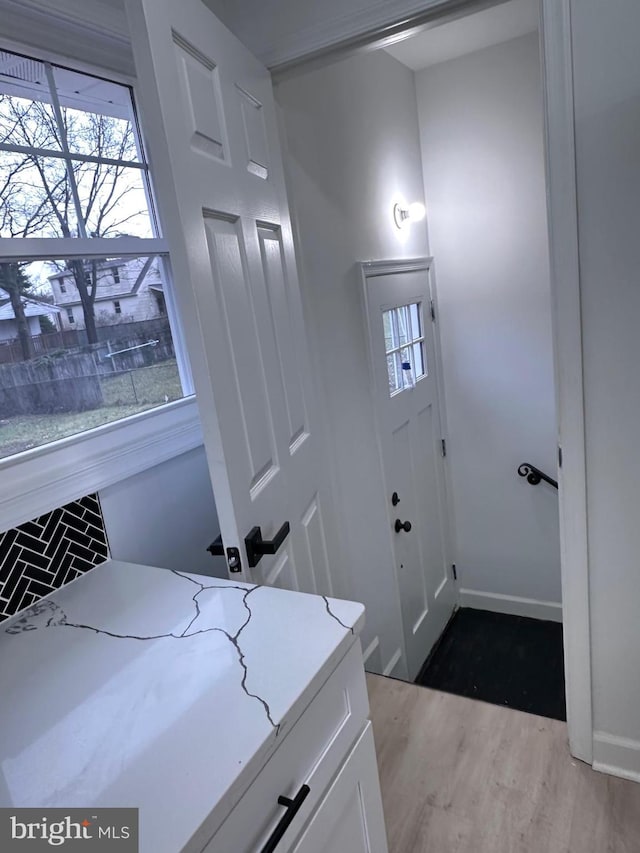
[203,214,277,491]
[299,494,332,595]
[264,546,297,589]
[127,0,337,593]
[237,85,270,179]
[390,419,429,641]
[362,259,456,680]
[256,225,309,450]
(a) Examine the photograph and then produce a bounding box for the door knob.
[245,522,290,567]
[395,519,412,533]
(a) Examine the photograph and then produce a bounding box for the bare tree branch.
[1,76,150,348]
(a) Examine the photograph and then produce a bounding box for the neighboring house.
[49,256,167,330]
[0,287,61,343]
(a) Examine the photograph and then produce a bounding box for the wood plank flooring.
[367,674,640,853]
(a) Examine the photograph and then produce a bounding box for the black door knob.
[395,519,412,533]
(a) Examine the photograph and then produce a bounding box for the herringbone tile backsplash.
[0,494,109,623]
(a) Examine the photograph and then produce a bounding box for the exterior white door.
[126,0,338,593]
[363,259,456,680]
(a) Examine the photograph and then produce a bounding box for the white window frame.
[0,37,202,531]
[383,301,426,395]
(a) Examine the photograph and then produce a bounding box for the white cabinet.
[203,641,388,853]
[290,724,388,853]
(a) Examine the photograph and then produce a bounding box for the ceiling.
[384,0,538,72]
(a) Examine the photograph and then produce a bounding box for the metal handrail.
[517,463,558,490]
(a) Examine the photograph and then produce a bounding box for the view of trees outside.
[0,49,184,459]
[0,263,39,360]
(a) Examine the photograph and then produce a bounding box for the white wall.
[276,49,429,675]
[570,0,640,776]
[99,445,225,578]
[415,34,560,611]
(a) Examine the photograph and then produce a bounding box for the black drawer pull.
[260,783,310,853]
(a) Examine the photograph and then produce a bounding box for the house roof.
[47,259,129,280]
[0,289,61,321]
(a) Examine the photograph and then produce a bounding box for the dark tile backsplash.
[0,493,109,623]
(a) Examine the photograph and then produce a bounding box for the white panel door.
[363,259,456,680]
[126,0,336,592]
[290,723,389,853]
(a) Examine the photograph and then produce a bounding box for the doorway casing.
[273,0,591,764]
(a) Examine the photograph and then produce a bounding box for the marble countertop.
[0,560,365,853]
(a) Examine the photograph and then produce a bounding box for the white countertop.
[0,560,365,852]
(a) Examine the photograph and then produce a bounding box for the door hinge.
[430,299,436,322]
[441,438,447,457]
[452,564,457,581]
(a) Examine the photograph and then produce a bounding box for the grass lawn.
[0,359,184,458]
[101,360,183,407]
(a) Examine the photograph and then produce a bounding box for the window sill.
[0,396,203,532]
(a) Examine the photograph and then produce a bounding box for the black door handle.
[245,522,290,567]
[207,534,224,556]
[260,784,311,853]
[395,519,412,533]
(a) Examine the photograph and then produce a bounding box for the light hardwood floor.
[367,674,640,853]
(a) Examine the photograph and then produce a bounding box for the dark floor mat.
[416,608,566,721]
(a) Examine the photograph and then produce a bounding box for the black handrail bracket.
[518,462,558,490]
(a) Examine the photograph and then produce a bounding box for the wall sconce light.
[393,201,426,229]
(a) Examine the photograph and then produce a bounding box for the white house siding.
[93,291,165,326]
[0,317,43,343]
[52,258,166,331]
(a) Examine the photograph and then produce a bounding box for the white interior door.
[126,0,337,593]
[363,259,457,680]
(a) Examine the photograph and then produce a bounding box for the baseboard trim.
[458,589,563,623]
[383,648,404,678]
[593,732,640,783]
[362,636,382,674]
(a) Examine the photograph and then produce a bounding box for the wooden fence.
[0,318,174,365]
[0,318,178,416]
[0,353,103,416]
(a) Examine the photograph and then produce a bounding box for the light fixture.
[393,201,426,229]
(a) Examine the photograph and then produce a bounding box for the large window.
[0,48,190,460]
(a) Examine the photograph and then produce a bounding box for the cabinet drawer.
[203,640,369,853]
[289,723,388,853]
